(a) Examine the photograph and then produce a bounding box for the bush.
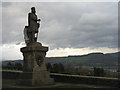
[2,62,23,71]
[52,63,65,73]
[94,67,105,77]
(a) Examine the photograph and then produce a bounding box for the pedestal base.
[17,70,54,86]
[17,42,54,86]
[32,66,54,86]
[16,71,54,86]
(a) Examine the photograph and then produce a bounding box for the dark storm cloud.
[2,2,118,49]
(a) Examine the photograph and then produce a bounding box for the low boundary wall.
[2,70,119,87]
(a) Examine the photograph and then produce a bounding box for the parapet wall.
[50,73,119,87]
[2,70,119,87]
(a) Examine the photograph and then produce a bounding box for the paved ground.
[2,79,117,89]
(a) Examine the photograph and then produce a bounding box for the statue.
[18,7,54,86]
[24,7,41,45]
[24,26,29,45]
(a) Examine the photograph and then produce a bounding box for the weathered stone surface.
[17,7,54,86]
[17,70,54,86]
[17,42,54,86]
[32,66,54,86]
[21,42,48,72]
[16,72,33,86]
[24,7,41,45]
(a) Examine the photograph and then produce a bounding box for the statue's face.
[31,8,36,13]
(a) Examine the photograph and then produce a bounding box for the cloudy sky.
[1,1,118,60]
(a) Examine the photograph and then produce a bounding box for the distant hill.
[2,52,119,67]
[46,52,119,66]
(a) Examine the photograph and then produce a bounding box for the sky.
[0,1,119,60]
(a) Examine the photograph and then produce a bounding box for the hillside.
[46,52,118,66]
[2,52,119,67]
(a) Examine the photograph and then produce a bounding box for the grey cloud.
[2,2,118,50]
[0,3,1,44]
[2,2,11,7]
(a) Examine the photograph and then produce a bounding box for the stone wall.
[50,73,119,87]
[2,70,119,87]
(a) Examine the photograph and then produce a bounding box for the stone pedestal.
[17,42,54,86]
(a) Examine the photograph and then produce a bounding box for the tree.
[94,67,105,77]
[15,63,23,70]
[46,63,52,72]
[52,63,65,73]
[58,63,65,73]
[52,63,59,73]
[7,62,14,70]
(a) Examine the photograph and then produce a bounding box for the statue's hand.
[38,19,41,21]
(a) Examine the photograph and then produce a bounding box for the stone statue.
[24,26,29,44]
[24,7,41,45]
[18,7,54,86]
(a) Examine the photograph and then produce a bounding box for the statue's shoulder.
[28,12,32,15]
[28,13,35,16]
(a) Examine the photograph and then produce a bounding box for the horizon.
[1,2,118,60]
[2,51,119,61]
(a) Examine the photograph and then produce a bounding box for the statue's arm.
[37,19,41,21]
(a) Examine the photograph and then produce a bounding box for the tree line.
[2,62,23,71]
[2,62,118,78]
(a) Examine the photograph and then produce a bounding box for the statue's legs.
[27,32,32,43]
[27,32,35,43]
[27,28,38,43]
[32,32,35,42]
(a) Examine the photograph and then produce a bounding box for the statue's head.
[31,7,36,13]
